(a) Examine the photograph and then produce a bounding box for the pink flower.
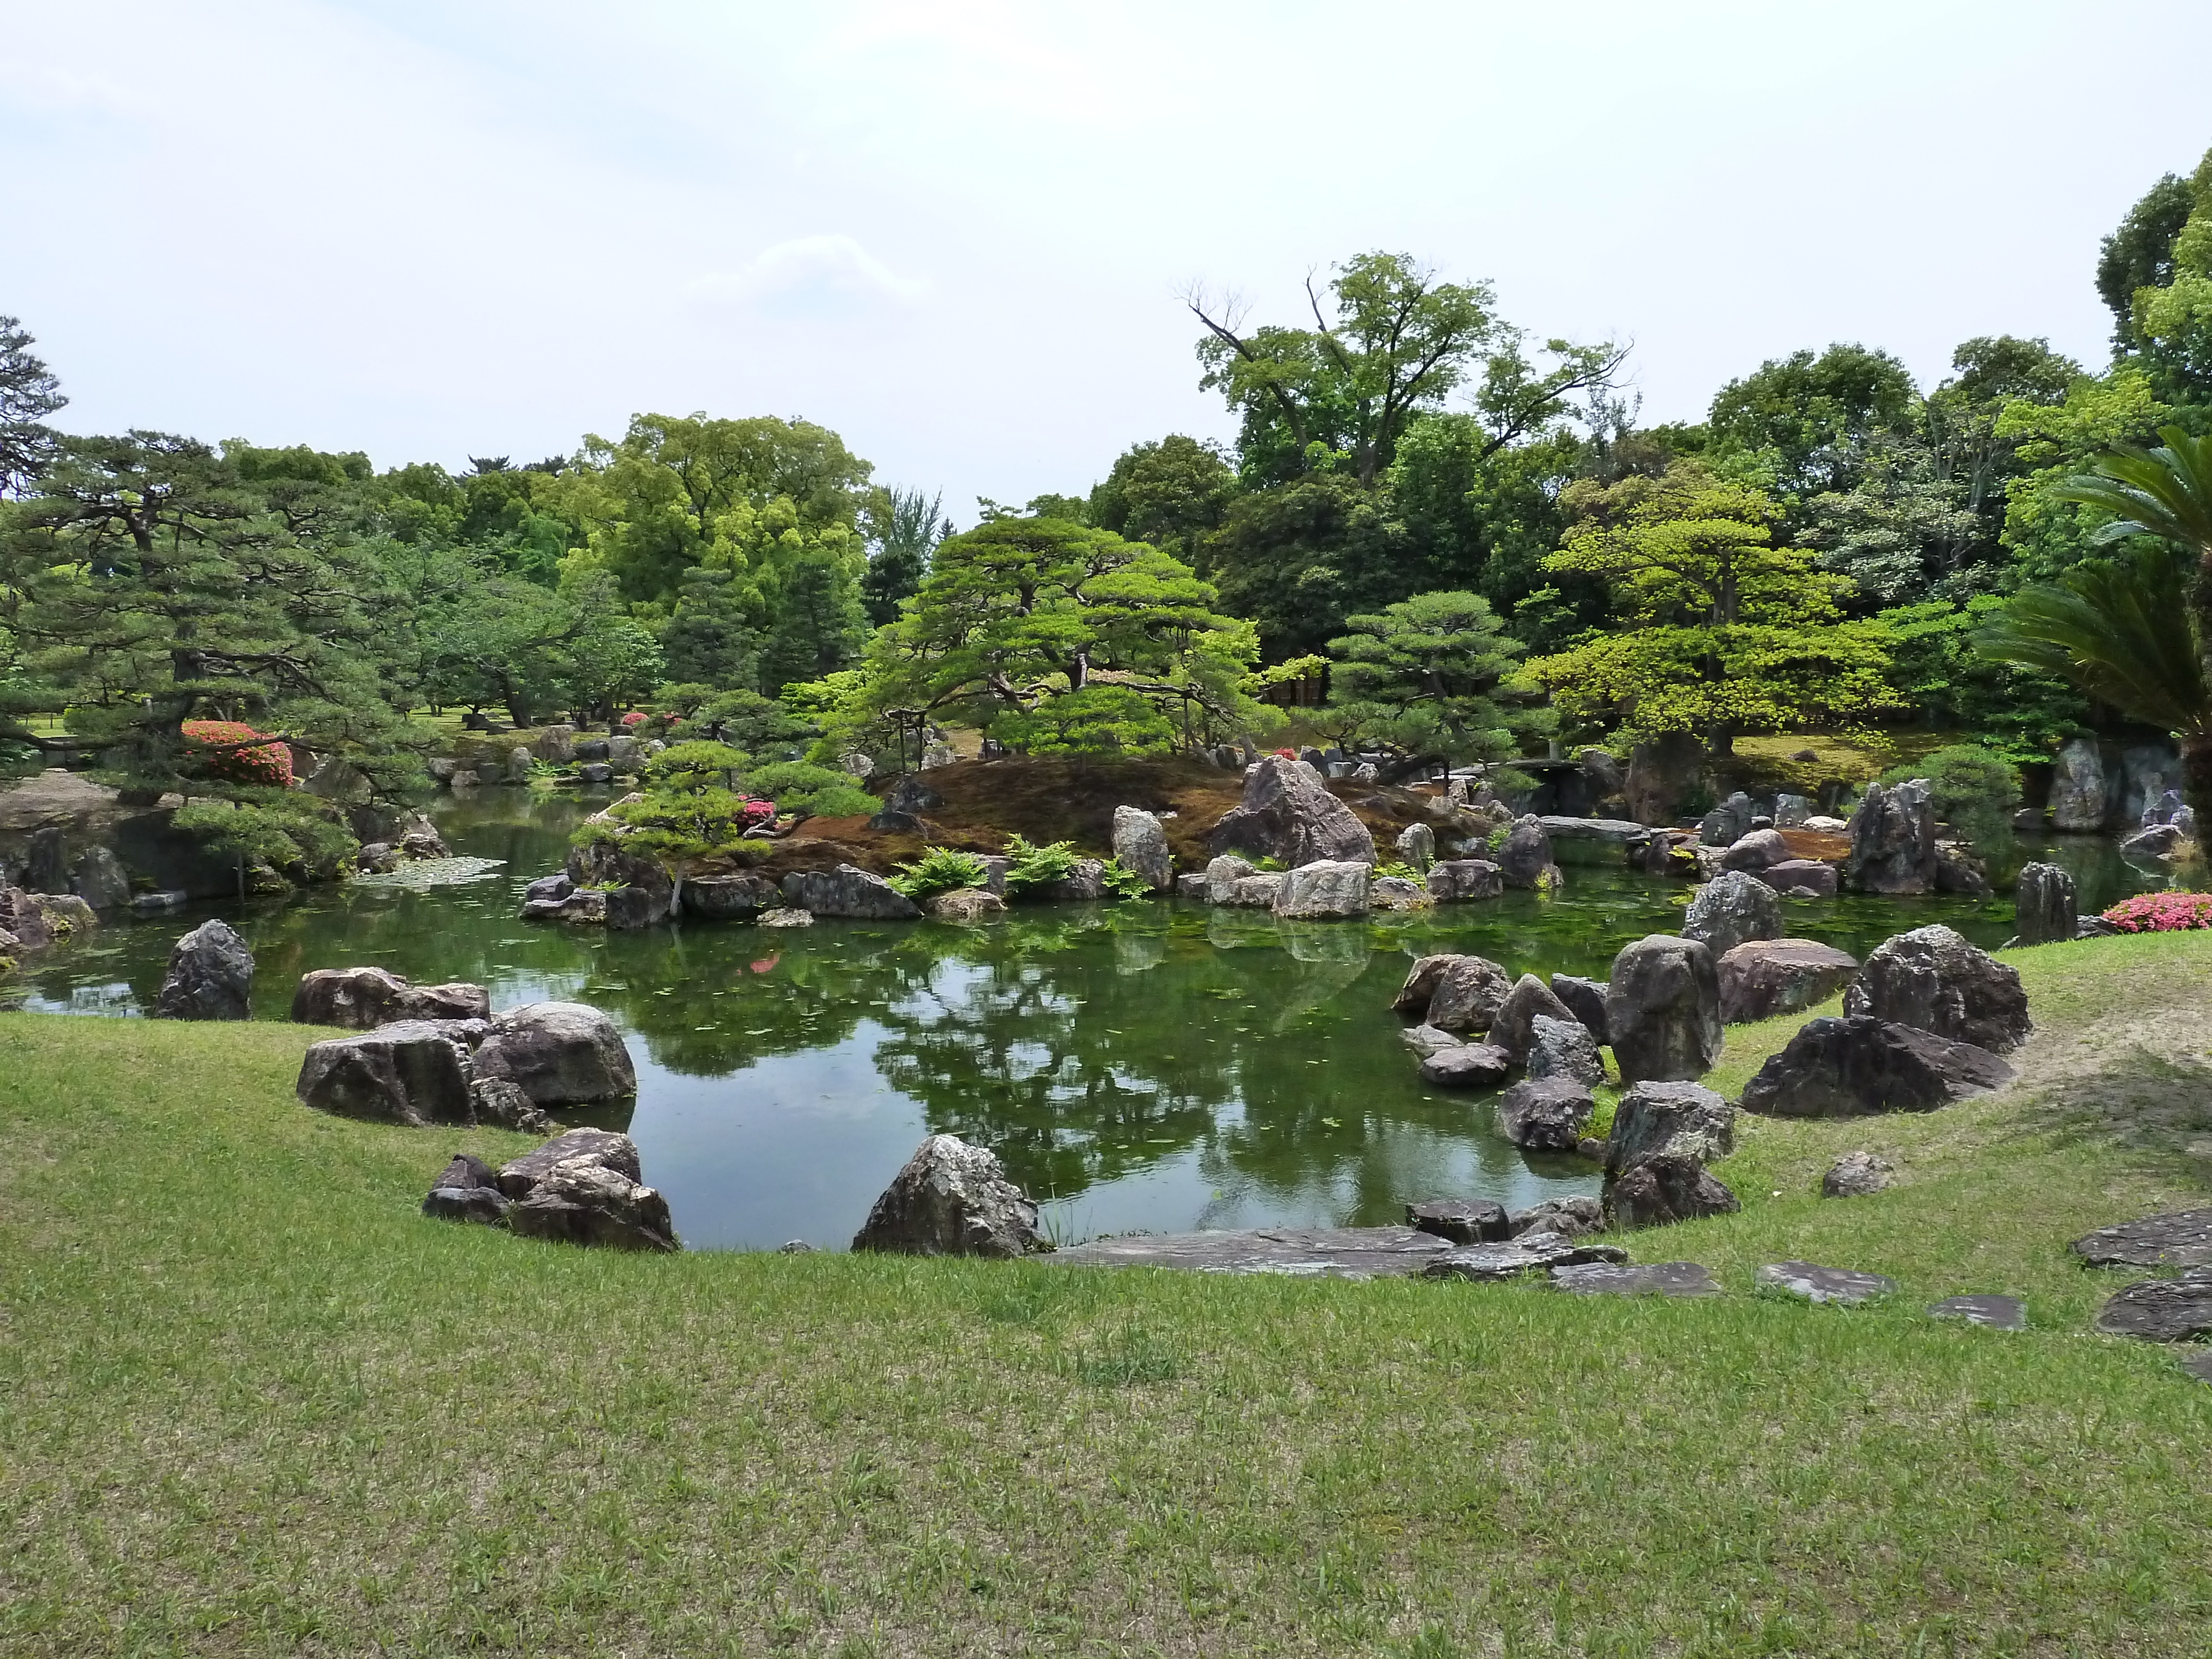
[620,710,647,728]
[2101,891,2212,932]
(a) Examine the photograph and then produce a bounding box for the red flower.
[620,710,648,728]
[2101,891,2212,932]
[741,798,776,821]
[181,720,293,788]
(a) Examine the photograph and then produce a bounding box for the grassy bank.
[4,937,2211,1656]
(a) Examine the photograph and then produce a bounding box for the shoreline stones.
[1843,925,2030,1053]
[1419,1042,1512,1088]
[1843,779,1937,894]
[1406,1197,1508,1244]
[1526,1014,1605,1087]
[1549,974,1610,1043]
[780,864,921,921]
[1605,935,1721,1083]
[1717,938,1858,1025]
[1682,870,1782,959]
[1426,859,1505,902]
[472,1001,637,1105]
[1740,1016,2014,1117]
[1496,1075,1595,1151]
[153,919,254,1020]
[1273,859,1371,920]
[297,1018,486,1126]
[1110,805,1173,891]
[1602,1080,1738,1229]
[496,1129,674,1251]
[1421,1232,1629,1282]
[1402,953,1512,1034]
[1489,973,1577,1061]
[293,967,491,1029]
[851,1133,1050,1258]
[1508,1196,1605,1238]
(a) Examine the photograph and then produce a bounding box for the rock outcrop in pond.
[1844,924,2030,1053]
[851,1133,1050,1258]
[1111,806,1173,891]
[1272,859,1370,919]
[1488,974,1577,1061]
[1398,953,1512,1034]
[2013,862,2078,946]
[1207,755,1375,867]
[298,1018,488,1127]
[1842,779,1937,895]
[1682,871,1781,959]
[780,864,921,921]
[1496,1075,1594,1151]
[153,920,254,1020]
[293,967,490,1029]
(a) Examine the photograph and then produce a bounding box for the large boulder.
[1739,1015,2015,1117]
[850,1133,1050,1258]
[1844,924,2031,1053]
[1718,828,1790,873]
[1273,859,1371,920]
[292,966,491,1029]
[2013,862,2077,947]
[567,840,676,924]
[472,1001,637,1105]
[2048,737,2106,832]
[70,846,133,911]
[681,872,781,921]
[779,864,922,920]
[1394,954,1460,1014]
[1203,854,1256,903]
[1604,935,1721,1083]
[507,1156,676,1252]
[1495,1075,1594,1150]
[1394,822,1436,873]
[1681,871,1782,958]
[1842,779,1938,895]
[1624,732,1704,826]
[1604,1080,1735,1179]
[1426,859,1504,902]
[1418,954,1513,1034]
[295,1019,483,1126]
[0,886,56,952]
[1605,1152,1739,1229]
[153,920,254,1021]
[1227,873,1284,909]
[1207,754,1376,867]
[496,1127,642,1197]
[1716,938,1858,1025]
[1550,974,1611,1045]
[1489,973,1577,1062]
[1754,859,1839,898]
[1526,1014,1605,1087]
[1111,806,1173,891]
[1495,816,1553,888]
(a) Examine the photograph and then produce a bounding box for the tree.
[1522,465,1899,754]
[658,565,759,688]
[2098,170,2198,354]
[1800,439,1984,604]
[862,487,947,625]
[1207,473,1418,660]
[0,315,66,498]
[757,543,867,690]
[1322,590,1550,766]
[1087,436,1239,573]
[1705,343,1920,500]
[2129,148,2212,406]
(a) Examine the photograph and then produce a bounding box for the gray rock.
[296,1019,484,1126]
[606,734,641,770]
[851,1133,1050,1258]
[1740,1016,2014,1117]
[1426,858,1504,902]
[1227,874,1284,908]
[1605,935,1722,1083]
[1551,1261,1720,1296]
[880,775,943,818]
[567,839,675,922]
[1549,974,1610,1045]
[2184,1352,2212,1386]
[293,967,491,1029]
[1399,1023,1464,1058]
[1527,1014,1605,1087]
[472,1001,637,1106]
[576,763,614,786]
[1490,973,1578,1061]
[1423,1232,1629,1281]
[1936,842,1992,896]
[1394,821,1436,872]
[777,1239,816,1253]
[1843,779,1938,894]
[1773,792,1812,827]
[1175,871,1209,900]
[1111,805,1173,891]
[2069,1209,2212,1270]
[681,872,782,921]
[1418,954,1513,1033]
[153,919,254,1021]
[1756,1261,1897,1306]
[1405,1197,1508,1244]
[396,814,449,859]
[531,724,577,764]
[1822,1151,1894,1198]
[1507,1196,1605,1239]
[524,872,574,905]
[469,1077,550,1134]
[1753,859,1839,898]
[496,1128,641,1197]
[1719,827,1791,872]
[508,1157,676,1251]
[1368,874,1430,910]
[1043,858,1107,902]
[1717,938,1858,1025]
[1496,816,1554,888]
[572,739,609,763]
[780,864,922,920]
[1682,871,1782,959]
[2093,1267,2212,1342]
[2120,823,2185,859]
[1605,1079,1735,1178]
[927,886,1005,923]
[1046,1225,1448,1277]
[1496,1075,1595,1151]
[602,884,670,931]
[421,1152,507,1225]
[1844,924,2031,1053]
[1203,853,1256,903]
[1273,859,1371,919]
[69,846,133,911]
[1207,754,1376,867]
[129,889,188,914]
[1624,732,1705,825]
[1929,1295,2025,1330]
[506,746,534,784]
[1698,791,1757,847]
[1418,1042,1513,1089]
[2048,737,2106,832]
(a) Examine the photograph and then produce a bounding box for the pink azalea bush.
[620,710,648,728]
[741,798,776,824]
[2101,891,2212,932]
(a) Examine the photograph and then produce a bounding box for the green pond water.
[2,792,2164,1251]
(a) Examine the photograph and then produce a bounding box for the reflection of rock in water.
[1113,931,1167,975]
[1275,920,1371,966]
[1205,909,1282,952]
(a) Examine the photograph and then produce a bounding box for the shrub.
[741,761,879,822]
[1372,860,1425,883]
[180,721,293,789]
[1002,833,1081,895]
[1879,744,2020,851]
[1100,859,1154,900]
[889,847,990,900]
[2102,891,2212,932]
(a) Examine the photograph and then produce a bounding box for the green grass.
[5,936,2212,1655]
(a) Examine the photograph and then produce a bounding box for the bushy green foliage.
[888,847,990,900]
[742,760,878,822]
[1099,859,1155,900]
[1324,588,1550,764]
[1001,834,1082,895]
[644,740,749,795]
[1880,744,2020,851]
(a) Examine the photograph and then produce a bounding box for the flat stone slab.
[1929,1295,2026,1330]
[2070,1208,2212,1270]
[352,855,507,889]
[1421,1233,1628,1282]
[1406,1197,1507,1244]
[1046,1226,1451,1279]
[1550,1261,1718,1297]
[2182,1352,2212,1386]
[1755,1261,1897,1305]
[2095,1268,2212,1342]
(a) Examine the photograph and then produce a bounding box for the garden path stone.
[1050,1225,1452,1278]
[1405,1198,1509,1244]
[1550,1261,1719,1297]
[2069,1208,2212,1270]
[2094,1269,2212,1342]
[1823,1151,1894,1197]
[1929,1295,2025,1330]
[1755,1261,1898,1305]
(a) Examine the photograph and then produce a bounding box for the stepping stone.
[2094,1267,2212,1342]
[2069,1209,2212,1270]
[1421,1233,1627,1282]
[1755,1261,1897,1306]
[1405,1197,1507,1244]
[1550,1261,1719,1297]
[2182,1352,2212,1386]
[1929,1295,2026,1330]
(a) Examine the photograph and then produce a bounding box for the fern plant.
[1002,833,1082,895]
[888,846,990,900]
[1099,859,1154,900]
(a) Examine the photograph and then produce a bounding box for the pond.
[2,792,2165,1251]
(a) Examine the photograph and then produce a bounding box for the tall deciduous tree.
[1705,343,1920,500]
[1087,436,1239,573]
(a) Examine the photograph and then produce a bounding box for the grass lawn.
[4,936,2212,1656]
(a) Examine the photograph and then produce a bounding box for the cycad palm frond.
[1975,541,2211,738]
[2052,424,2212,557]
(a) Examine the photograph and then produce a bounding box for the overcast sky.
[5,2,2209,526]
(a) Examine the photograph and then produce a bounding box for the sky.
[4,1,2210,528]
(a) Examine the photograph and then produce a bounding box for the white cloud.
[691,235,928,309]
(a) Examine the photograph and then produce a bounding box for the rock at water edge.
[1405,1197,1508,1244]
[296,1020,484,1126]
[1207,754,1376,867]
[1418,1043,1512,1089]
[1682,870,1782,959]
[1604,935,1721,1084]
[1717,938,1858,1025]
[1489,973,1577,1062]
[851,1133,1051,1258]
[1111,806,1173,891]
[472,1001,637,1105]
[1740,1015,2013,1117]
[2013,862,2078,947]
[1526,1014,1605,1087]
[153,919,254,1021]
[1273,859,1371,920]
[1496,1075,1595,1151]
[293,966,491,1029]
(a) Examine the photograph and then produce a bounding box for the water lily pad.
[351,856,507,890]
